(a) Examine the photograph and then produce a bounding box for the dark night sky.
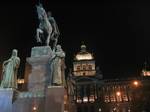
[0,1,149,79]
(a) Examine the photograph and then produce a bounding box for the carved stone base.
[26,46,53,92]
[13,91,45,112]
[0,88,16,112]
[31,46,53,57]
[45,86,64,112]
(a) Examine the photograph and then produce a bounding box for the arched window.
[83,72,86,76]
[82,65,86,70]
[88,65,92,70]
[77,66,80,71]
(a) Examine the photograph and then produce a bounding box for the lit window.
[122,94,128,102]
[110,95,116,102]
[89,95,95,103]
[83,96,88,103]
[88,65,92,70]
[76,53,93,60]
[76,97,82,103]
[104,95,110,103]
[142,70,150,76]
[77,66,80,71]
[82,65,86,70]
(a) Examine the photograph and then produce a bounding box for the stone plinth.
[31,46,53,57]
[13,92,45,112]
[45,86,64,112]
[26,46,53,92]
[0,88,16,112]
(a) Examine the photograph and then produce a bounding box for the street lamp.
[116,91,121,96]
[131,80,141,112]
[33,106,37,111]
[99,108,102,112]
[133,81,139,87]
[116,91,122,102]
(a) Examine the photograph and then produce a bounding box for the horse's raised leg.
[46,33,51,46]
[53,38,58,50]
[36,28,43,43]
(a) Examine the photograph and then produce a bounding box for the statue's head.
[56,45,62,51]
[12,49,18,56]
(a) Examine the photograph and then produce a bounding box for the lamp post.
[113,91,121,112]
[32,106,37,112]
[133,81,139,87]
[116,91,121,97]
[131,80,142,112]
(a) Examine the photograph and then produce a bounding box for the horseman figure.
[36,3,60,48]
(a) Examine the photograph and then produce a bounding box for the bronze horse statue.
[36,4,53,46]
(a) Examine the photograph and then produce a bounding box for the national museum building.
[66,44,150,112]
[0,44,150,112]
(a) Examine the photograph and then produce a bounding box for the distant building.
[142,69,150,76]
[67,44,150,112]
[141,61,150,76]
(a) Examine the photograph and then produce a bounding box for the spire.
[81,44,86,52]
[80,41,86,52]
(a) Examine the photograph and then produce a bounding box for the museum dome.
[75,44,93,60]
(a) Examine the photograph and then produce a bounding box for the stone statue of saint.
[1,49,20,89]
[50,45,66,86]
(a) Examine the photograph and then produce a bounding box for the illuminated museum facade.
[67,44,150,112]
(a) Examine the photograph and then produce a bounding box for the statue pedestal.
[45,86,64,112]
[26,46,53,92]
[0,88,16,112]
[13,91,45,112]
